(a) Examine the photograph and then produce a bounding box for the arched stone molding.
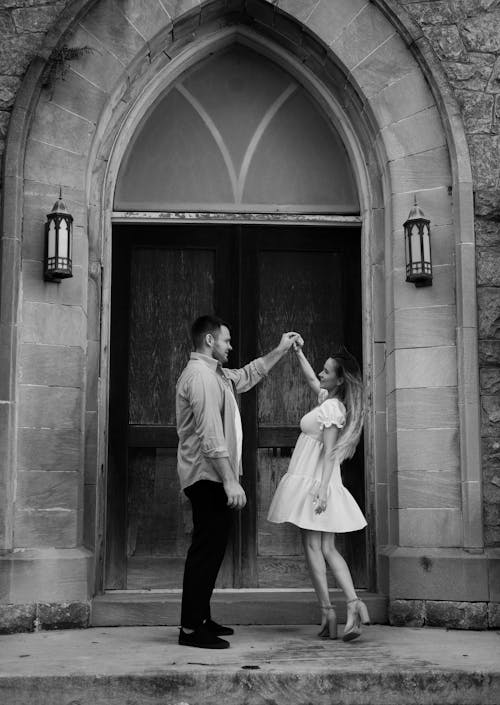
[0,0,484,605]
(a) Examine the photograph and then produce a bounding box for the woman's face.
[318,358,343,392]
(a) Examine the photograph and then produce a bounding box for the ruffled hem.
[267,473,367,533]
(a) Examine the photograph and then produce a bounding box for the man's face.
[211,325,232,364]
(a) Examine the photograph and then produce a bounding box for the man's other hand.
[278,332,300,353]
[223,480,247,509]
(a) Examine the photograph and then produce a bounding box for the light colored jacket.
[176,352,266,490]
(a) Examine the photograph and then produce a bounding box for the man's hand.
[277,332,300,354]
[223,479,247,509]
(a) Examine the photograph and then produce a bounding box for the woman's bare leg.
[301,529,330,606]
[320,532,357,602]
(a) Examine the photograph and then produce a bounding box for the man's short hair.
[191,315,229,349]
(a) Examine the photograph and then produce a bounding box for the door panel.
[106,224,366,591]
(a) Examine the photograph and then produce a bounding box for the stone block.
[389,146,452,195]
[22,261,85,308]
[425,25,466,61]
[331,2,394,72]
[397,471,461,509]
[391,306,456,350]
[24,138,86,192]
[380,106,446,162]
[390,346,457,391]
[0,33,39,75]
[0,604,36,634]
[488,550,500,601]
[83,483,97,550]
[305,0,368,47]
[468,135,500,191]
[29,100,94,155]
[475,187,500,220]
[19,344,84,387]
[479,367,500,395]
[488,602,500,628]
[390,265,455,312]
[43,68,107,125]
[426,600,488,630]
[119,0,170,41]
[354,34,419,103]
[390,187,452,235]
[21,302,85,347]
[56,25,124,96]
[86,341,100,412]
[444,54,496,92]
[374,412,387,482]
[81,0,147,67]
[376,482,388,546]
[37,601,90,630]
[277,0,320,23]
[481,395,500,437]
[370,68,436,129]
[389,599,425,627]
[373,342,385,411]
[386,547,490,601]
[17,427,82,472]
[16,471,79,511]
[398,508,462,547]
[477,247,500,286]
[4,548,92,603]
[462,10,500,53]
[478,288,500,339]
[162,0,200,21]
[18,385,82,431]
[0,322,16,401]
[14,508,77,549]
[84,411,98,485]
[479,340,500,366]
[457,89,495,134]
[393,387,458,430]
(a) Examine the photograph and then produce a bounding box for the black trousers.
[181,480,233,629]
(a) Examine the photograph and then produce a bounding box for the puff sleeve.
[317,398,346,430]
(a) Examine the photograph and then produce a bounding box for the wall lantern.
[44,187,73,282]
[404,196,432,287]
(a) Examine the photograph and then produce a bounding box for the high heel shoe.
[342,598,370,642]
[318,604,338,639]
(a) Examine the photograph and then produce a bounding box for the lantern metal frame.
[404,196,432,287]
[44,188,73,282]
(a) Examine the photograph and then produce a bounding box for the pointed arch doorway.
[106,43,367,594]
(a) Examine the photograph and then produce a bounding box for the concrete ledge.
[378,546,497,601]
[91,590,388,627]
[0,625,499,705]
[0,602,90,635]
[0,548,93,603]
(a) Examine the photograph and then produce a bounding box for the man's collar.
[190,351,219,371]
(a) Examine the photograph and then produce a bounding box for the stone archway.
[0,0,482,610]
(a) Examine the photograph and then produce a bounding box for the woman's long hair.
[331,348,364,464]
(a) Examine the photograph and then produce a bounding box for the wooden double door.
[106,224,366,590]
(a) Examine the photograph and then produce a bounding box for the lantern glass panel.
[59,219,69,259]
[48,220,56,258]
[422,224,430,262]
[410,224,420,265]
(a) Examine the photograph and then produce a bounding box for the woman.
[267,338,369,641]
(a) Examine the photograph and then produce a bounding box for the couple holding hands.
[175,316,369,650]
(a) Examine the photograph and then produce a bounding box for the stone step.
[91,589,388,626]
[1,625,499,705]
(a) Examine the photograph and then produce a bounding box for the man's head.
[191,315,232,364]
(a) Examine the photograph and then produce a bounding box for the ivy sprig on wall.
[42,45,96,91]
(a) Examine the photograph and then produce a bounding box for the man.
[176,315,298,649]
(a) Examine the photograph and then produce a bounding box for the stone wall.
[398,0,500,546]
[0,0,498,549]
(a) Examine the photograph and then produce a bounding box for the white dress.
[267,391,367,533]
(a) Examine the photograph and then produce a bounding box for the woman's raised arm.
[293,338,321,395]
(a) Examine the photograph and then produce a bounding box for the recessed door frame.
[104,215,375,593]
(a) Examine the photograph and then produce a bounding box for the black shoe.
[178,624,230,649]
[205,618,234,636]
